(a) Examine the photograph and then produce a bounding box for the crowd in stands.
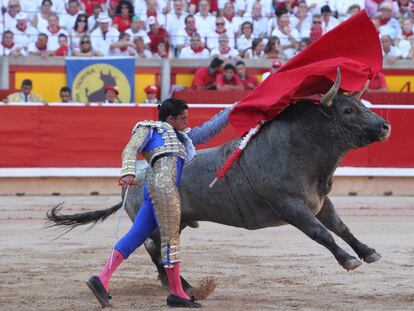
[0,0,413,62]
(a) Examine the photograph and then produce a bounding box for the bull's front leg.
[316,197,381,264]
[280,199,362,271]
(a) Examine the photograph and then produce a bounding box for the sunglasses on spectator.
[81,41,90,44]
[216,22,225,26]
[313,21,322,24]
[79,19,87,22]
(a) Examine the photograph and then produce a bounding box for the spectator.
[397,18,414,58]
[295,37,311,55]
[165,0,187,52]
[81,0,106,17]
[103,85,120,103]
[235,60,259,90]
[110,32,136,55]
[189,0,218,15]
[367,72,388,92]
[378,2,401,40]
[320,5,339,33]
[140,0,166,30]
[147,16,170,54]
[0,30,26,56]
[336,1,364,20]
[270,9,299,59]
[90,12,120,56]
[237,21,255,54]
[216,63,244,91]
[144,85,159,103]
[305,0,337,15]
[20,0,39,21]
[262,59,282,80]
[211,34,240,59]
[222,2,243,36]
[12,12,38,48]
[194,0,216,39]
[246,0,273,18]
[175,15,197,52]
[59,86,72,102]
[247,3,268,39]
[28,33,51,57]
[112,0,134,33]
[291,1,312,36]
[134,36,153,58]
[191,56,224,90]
[153,40,173,58]
[381,34,403,64]
[179,32,210,59]
[4,0,21,31]
[69,14,89,52]
[125,16,151,46]
[306,14,323,42]
[393,0,414,19]
[44,14,69,51]
[61,0,83,31]
[73,34,100,56]
[32,0,53,31]
[264,35,286,60]
[6,79,45,103]
[365,0,393,19]
[207,16,235,50]
[243,37,265,59]
[274,0,298,14]
[87,3,104,32]
[54,33,69,56]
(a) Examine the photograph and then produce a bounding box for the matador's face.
[167,109,189,132]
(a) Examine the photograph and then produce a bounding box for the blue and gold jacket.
[120,107,231,177]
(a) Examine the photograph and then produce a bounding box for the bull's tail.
[45,201,123,235]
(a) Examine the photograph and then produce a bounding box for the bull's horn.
[351,80,370,100]
[321,67,341,108]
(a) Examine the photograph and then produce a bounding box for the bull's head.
[320,69,391,148]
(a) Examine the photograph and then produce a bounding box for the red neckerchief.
[185,27,197,36]
[191,44,204,53]
[47,26,61,34]
[2,41,14,49]
[225,13,234,22]
[16,24,27,32]
[147,9,157,17]
[379,17,390,26]
[372,0,383,4]
[309,27,323,42]
[215,28,226,35]
[120,46,127,52]
[219,46,230,54]
[403,30,414,38]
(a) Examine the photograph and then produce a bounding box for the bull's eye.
[344,107,353,114]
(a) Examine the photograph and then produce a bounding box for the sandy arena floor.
[0,195,413,311]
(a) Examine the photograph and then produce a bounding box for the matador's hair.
[158,98,188,121]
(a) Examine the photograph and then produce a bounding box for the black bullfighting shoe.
[86,275,111,308]
[167,294,202,308]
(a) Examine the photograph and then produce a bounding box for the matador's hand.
[118,175,137,187]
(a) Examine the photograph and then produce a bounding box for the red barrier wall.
[0,105,412,168]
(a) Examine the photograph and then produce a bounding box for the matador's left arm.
[186,106,232,146]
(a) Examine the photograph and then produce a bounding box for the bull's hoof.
[188,277,217,300]
[342,258,362,271]
[364,252,382,264]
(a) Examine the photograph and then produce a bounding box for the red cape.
[229,10,383,135]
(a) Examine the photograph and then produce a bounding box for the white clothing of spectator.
[139,0,166,31]
[179,32,210,59]
[206,17,235,50]
[42,14,69,51]
[245,0,273,17]
[27,32,51,56]
[134,36,153,59]
[60,0,82,31]
[320,5,339,33]
[222,2,243,35]
[109,32,136,56]
[270,13,300,59]
[218,0,245,14]
[210,34,240,60]
[335,0,364,18]
[34,12,49,32]
[0,30,26,56]
[40,0,66,16]
[244,2,268,38]
[11,12,38,48]
[90,12,120,56]
[175,15,197,50]
[4,0,21,31]
[381,34,403,62]
[305,0,336,14]
[134,0,168,17]
[165,0,187,49]
[289,1,312,34]
[125,18,151,45]
[237,22,255,53]
[20,0,38,21]
[194,0,216,39]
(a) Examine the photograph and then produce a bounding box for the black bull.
[47,93,391,294]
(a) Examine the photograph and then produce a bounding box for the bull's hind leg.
[280,199,362,271]
[143,231,193,292]
[316,197,381,264]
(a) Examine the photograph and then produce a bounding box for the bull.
[47,72,391,296]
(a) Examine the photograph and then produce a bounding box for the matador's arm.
[120,126,151,177]
[186,106,232,146]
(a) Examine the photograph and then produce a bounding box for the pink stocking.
[98,249,125,291]
[165,263,190,299]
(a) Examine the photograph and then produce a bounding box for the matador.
[86,98,231,308]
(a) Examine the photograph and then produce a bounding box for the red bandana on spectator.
[403,30,414,38]
[191,44,204,53]
[16,24,27,32]
[147,9,157,17]
[185,28,197,36]
[230,10,382,135]
[309,27,323,42]
[225,13,234,22]
[48,26,61,34]
[215,28,226,35]
[379,17,390,26]
[54,45,68,56]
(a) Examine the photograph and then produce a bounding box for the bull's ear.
[321,67,341,108]
[351,80,370,100]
